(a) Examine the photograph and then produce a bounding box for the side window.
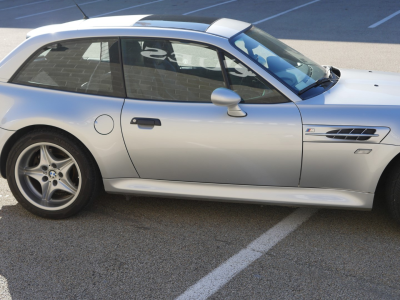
[121,39,225,102]
[12,38,125,97]
[223,53,289,104]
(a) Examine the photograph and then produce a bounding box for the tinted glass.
[121,39,225,102]
[224,53,289,104]
[12,38,125,97]
[231,26,327,93]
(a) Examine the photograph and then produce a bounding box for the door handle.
[131,118,161,126]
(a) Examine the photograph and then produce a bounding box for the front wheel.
[384,159,400,224]
[7,129,100,219]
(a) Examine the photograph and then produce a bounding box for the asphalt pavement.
[1,0,400,299]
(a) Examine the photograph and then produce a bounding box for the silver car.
[1,15,400,221]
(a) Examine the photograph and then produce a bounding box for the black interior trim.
[217,49,231,89]
[117,37,128,98]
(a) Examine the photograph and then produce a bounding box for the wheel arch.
[374,151,400,206]
[1,125,102,180]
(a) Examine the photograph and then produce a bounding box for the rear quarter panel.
[0,83,138,178]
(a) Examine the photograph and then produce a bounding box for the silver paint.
[206,18,252,38]
[210,87,246,117]
[0,83,138,178]
[1,16,400,211]
[300,142,400,193]
[121,100,302,186]
[25,15,150,39]
[296,68,400,193]
[103,178,374,210]
[297,69,400,146]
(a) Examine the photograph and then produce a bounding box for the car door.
[120,38,303,186]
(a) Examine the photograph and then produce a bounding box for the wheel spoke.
[39,145,55,167]
[57,178,77,195]
[57,158,74,173]
[41,181,55,202]
[22,166,44,182]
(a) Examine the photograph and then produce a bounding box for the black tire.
[385,160,400,223]
[6,128,101,219]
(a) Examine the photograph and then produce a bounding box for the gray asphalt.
[1,0,400,299]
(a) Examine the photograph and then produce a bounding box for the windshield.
[230,26,328,93]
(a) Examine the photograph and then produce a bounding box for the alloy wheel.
[15,142,82,211]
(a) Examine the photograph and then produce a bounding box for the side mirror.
[211,88,247,117]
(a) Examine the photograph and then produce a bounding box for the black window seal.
[8,82,125,99]
[120,37,218,50]
[117,37,128,98]
[217,49,231,89]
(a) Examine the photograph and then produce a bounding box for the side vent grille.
[326,128,377,141]
[304,125,389,143]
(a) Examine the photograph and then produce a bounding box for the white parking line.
[15,0,104,19]
[92,0,163,17]
[369,10,400,28]
[0,0,52,11]
[0,275,11,300]
[253,0,320,24]
[182,0,237,16]
[176,207,317,300]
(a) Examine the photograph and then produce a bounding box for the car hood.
[320,69,400,105]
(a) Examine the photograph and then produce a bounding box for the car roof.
[26,15,252,39]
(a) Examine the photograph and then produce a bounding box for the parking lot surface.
[1,0,400,299]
